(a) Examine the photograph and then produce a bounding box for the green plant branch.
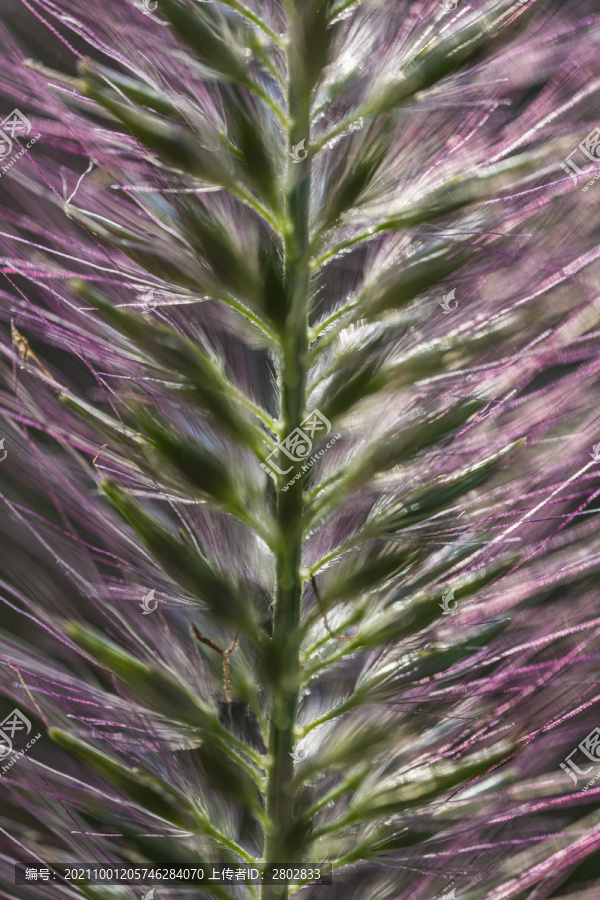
[230,504,278,553]
[228,387,278,441]
[310,807,363,840]
[302,474,350,521]
[311,220,393,270]
[329,0,361,22]
[214,293,280,344]
[256,50,285,89]
[300,602,366,655]
[197,810,259,865]
[300,768,366,822]
[227,179,285,232]
[250,84,290,132]
[312,0,525,156]
[299,693,364,736]
[303,640,360,681]
[306,532,368,577]
[308,297,362,346]
[212,728,268,778]
[217,0,284,45]
[261,9,312,899]
[303,468,341,503]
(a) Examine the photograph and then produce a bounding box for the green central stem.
[262,8,312,899]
